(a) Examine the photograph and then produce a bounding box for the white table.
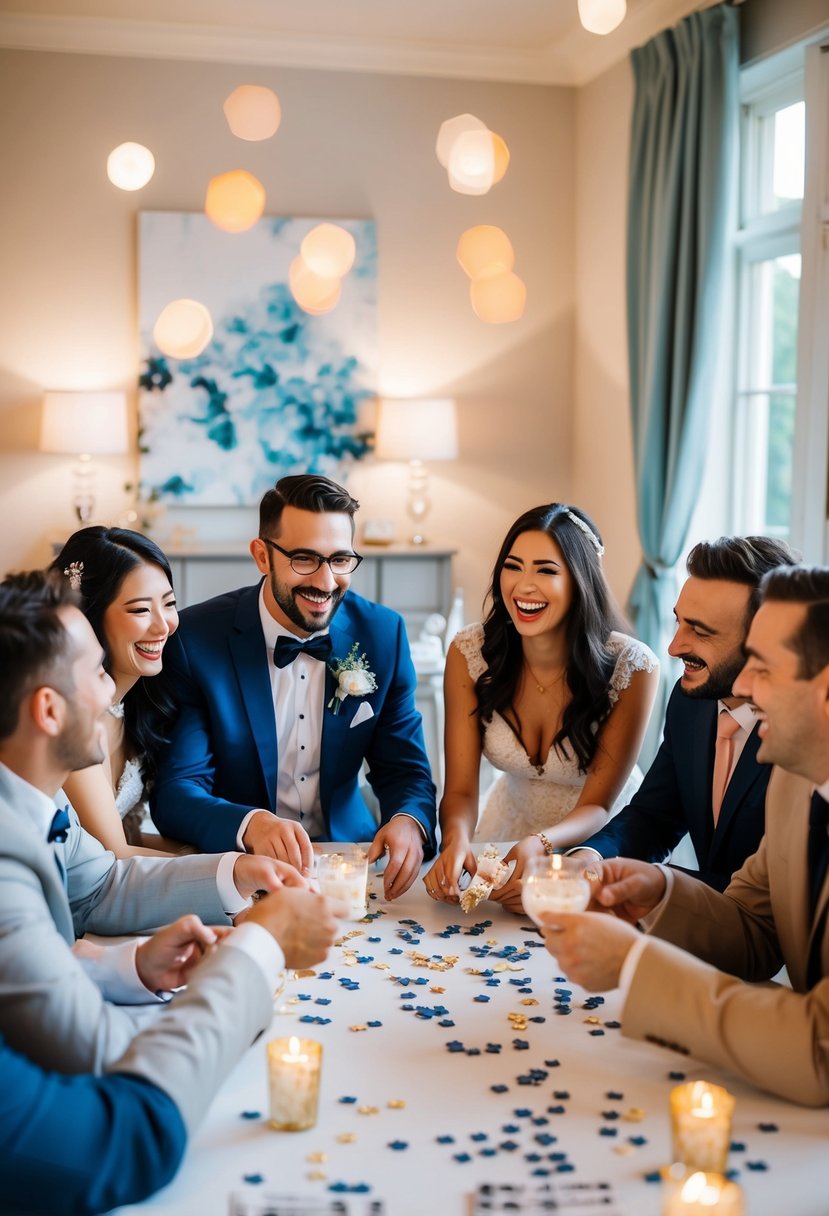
[114,871,828,1216]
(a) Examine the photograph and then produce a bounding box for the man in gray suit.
[0,569,334,1074]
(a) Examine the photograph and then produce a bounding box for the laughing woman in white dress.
[51,527,181,857]
[423,503,659,912]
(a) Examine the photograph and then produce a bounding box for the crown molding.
[0,3,704,88]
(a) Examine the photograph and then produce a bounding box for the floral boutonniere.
[328,642,377,716]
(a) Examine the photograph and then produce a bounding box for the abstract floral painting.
[137,212,377,506]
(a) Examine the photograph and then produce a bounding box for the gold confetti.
[623,1107,646,1122]
[430,986,445,994]
[506,963,525,972]
[493,963,509,972]
[520,998,539,1006]
[486,939,499,946]
[294,968,317,979]
[387,1099,406,1109]
[336,1132,357,1144]
[358,1105,379,1116]
[307,1171,327,1182]
[306,1152,328,1163]
[285,996,300,1006]
[350,1024,368,1032]
[585,1016,601,1025]
[342,956,357,967]
[373,962,390,971]
[613,1144,635,1156]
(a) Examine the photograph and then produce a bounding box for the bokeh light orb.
[107,141,155,191]
[470,270,527,324]
[300,223,356,278]
[456,225,515,279]
[223,85,282,141]
[205,170,266,233]
[153,298,214,359]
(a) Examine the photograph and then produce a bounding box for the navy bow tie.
[48,806,71,844]
[273,633,333,669]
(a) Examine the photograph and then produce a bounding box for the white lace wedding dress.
[115,755,148,846]
[453,623,658,842]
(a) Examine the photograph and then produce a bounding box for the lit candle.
[521,853,592,926]
[669,1081,735,1173]
[267,1035,322,1131]
[315,850,368,920]
[662,1168,745,1215]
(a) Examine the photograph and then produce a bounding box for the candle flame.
[552,853,562,871]
[288,1035,301,1057]
[680,1171,722,1206]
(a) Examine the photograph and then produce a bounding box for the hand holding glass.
[521,853,592,925]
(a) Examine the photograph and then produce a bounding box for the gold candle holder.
[315,848,368,920]
[669,1081,735,1173]
[267,1036,322,1131]
[661,1166,745,1215]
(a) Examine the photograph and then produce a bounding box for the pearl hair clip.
[564,510,604,557]
[64,561,84,590]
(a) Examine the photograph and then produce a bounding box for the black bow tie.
[48,806,71,844]
[273,633,333,669]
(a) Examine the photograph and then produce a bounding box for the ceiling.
[0,0,716,86]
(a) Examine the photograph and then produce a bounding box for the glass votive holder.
[315,848,368,920]
[661,1165,745,1215]
[521,853,592,927]
[669,1081,735,1173]
[267,1035,322,1131]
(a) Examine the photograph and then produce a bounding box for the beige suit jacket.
[622,767,829,1105]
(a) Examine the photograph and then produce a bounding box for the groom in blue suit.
[153,475,437,898]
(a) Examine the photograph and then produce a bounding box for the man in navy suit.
[573,536,796,890]
[153,474,437,898]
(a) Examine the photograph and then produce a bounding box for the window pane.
[773,102,805,205]
[764,391,795,533]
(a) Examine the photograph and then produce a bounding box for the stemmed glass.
[521,853,592,926]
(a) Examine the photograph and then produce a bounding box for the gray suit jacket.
[0,765,234,1074]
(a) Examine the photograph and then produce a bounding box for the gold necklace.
[524,659,564,694]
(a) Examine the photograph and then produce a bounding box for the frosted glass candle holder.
[267,1036,322,1131]
[669,1081,735,1174]
[521,853,592,926]
[315,849,368,920]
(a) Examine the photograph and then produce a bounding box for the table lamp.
[374,397,458,545]
[40,390,129,523]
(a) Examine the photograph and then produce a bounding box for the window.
[733,71,805,539]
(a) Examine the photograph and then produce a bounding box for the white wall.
[0,49,575,619]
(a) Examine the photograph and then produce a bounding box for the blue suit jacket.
[152,583,437,853]
[580,681,771,890]
[0,1032,185,1215]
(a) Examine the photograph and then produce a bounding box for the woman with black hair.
[50,527,180,856]
[424,504,659,910]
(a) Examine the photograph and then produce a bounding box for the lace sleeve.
[607,634,659,705]
[453,622,487,682]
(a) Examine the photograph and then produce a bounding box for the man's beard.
[681,652,746,701]
[270,571,345,634]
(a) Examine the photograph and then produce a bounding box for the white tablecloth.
[114,868,828,1216]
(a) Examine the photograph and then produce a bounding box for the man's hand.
[232,854,311,901]
[540,911,639,991]
[591,858,667,924]
[245,888,347,969]
[136,915,229,994]
[367,817,424,900]
[242,810,314,874]
[422,832,476,903]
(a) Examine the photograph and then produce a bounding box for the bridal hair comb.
[564,510,605,557]
[64,561,84,590]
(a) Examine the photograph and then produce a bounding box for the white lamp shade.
[40,391,129,456]
[300,224,356,278]
[374,398,458,462]
[153,298,214,359]
[223,85,281,141]
[435,113,487,168]
[578,0,627,36]
[106,142,155,191]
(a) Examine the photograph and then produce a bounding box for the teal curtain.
[627,4,739,756]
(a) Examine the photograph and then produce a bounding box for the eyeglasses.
[260,538,363,576]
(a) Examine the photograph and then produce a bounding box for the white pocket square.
[350,701,375,728]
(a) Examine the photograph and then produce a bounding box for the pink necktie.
[712,710,741,823]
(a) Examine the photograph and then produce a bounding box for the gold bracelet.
[535,832,555,855]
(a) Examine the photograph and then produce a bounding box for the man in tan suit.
[544,564,829,1105]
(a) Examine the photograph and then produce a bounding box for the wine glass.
[521,853,592,926]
